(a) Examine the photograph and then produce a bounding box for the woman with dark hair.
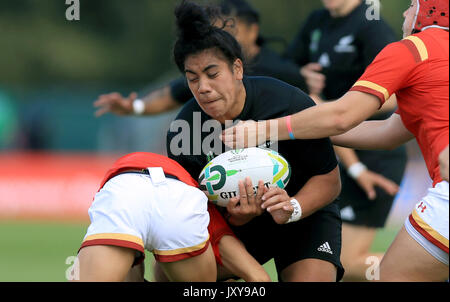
[93,0,306,117]
[166,0,344,282]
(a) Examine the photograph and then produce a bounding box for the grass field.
[0,220,400,282]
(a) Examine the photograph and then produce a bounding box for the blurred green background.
[0,0,415,282]
[0,0,408,88]
[0,0,409,152]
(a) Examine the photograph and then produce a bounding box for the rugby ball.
[198,147,291,207]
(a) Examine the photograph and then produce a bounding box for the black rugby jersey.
[166,76,337,197]
[284,2,397,101]
[169,46,307,104]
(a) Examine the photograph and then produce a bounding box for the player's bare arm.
[93,85,181,117]
[439,145,449,182]
[310,93,398,116]
[307,94,400,200]
[331,113,415,150]
[221,91,381,148]
[93,91,136,117]
[300,63,326,95]
[334,146,399,200]
[217,235,271,282]
[272,90,380,140]
[262,166,341,223]
[374,94,398,115]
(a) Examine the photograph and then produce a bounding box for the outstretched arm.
[276,91,381,140]
[221,91,381,148]
[93,86,182,117]
[308,95,400,199]
[331,113,414,150]
[310,93,399,117]
[217,235,270,282]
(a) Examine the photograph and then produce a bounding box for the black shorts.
[338,147,407,228]
[229,202,344,282]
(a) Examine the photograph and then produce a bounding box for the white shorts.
[405,181,449,265]
[80,172,210,263]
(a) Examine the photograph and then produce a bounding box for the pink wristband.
[286,115,295,140]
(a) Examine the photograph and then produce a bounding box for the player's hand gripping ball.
[199,147,291,207]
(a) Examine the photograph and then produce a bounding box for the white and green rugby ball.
[198,147,291,207]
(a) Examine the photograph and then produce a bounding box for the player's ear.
[232,59,244,80]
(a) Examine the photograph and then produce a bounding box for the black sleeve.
[293,136,338,179]
[283,12,318,66]
[357,18,397,68]
[287,90,338,181]
[168,77,194,104]
[166,105,206,179]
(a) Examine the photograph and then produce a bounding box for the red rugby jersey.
[350,28,449,186]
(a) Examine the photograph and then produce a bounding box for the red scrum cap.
[413,0,449,32]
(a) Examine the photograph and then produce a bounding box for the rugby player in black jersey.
[164,0,344,282]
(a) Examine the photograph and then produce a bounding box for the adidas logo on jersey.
[317,242,333,254]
